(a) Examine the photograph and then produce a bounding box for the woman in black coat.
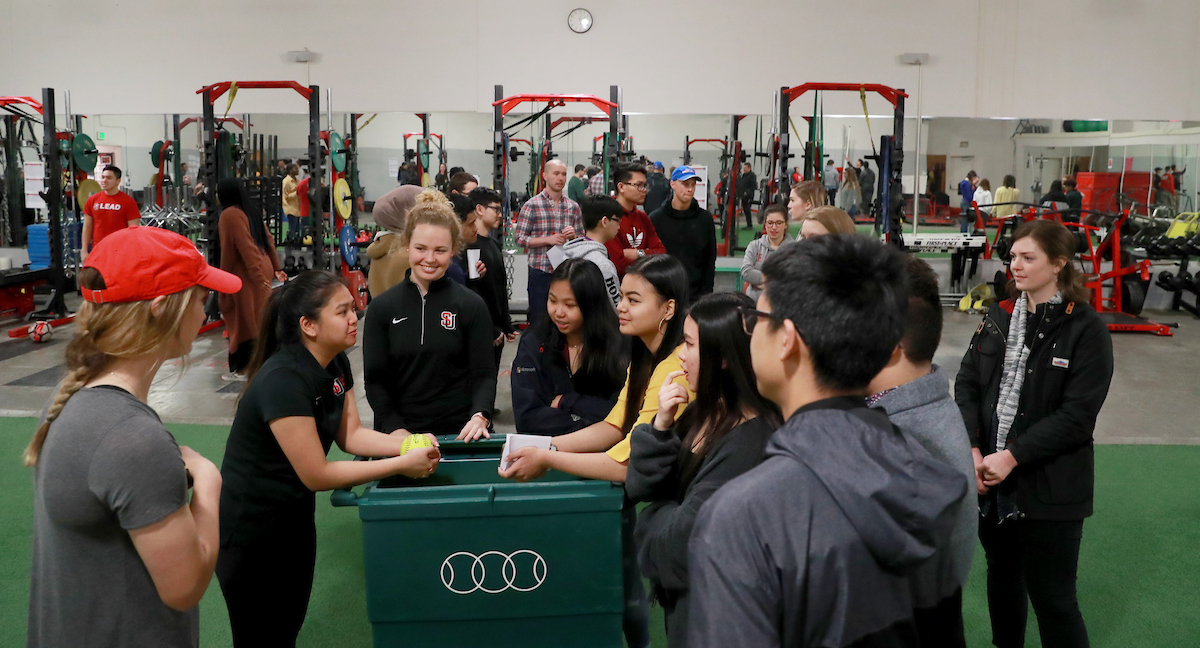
[511,258,627,435]
[626,292,782,648]
[955,219,1113,648]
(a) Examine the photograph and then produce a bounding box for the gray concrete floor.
[1,275,1196,444]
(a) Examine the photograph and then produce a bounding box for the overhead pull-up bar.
[492,94,618,118]
[196,81,312,102]
[782,83,908,108]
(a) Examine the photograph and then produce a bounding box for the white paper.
[546,245,567,269]
[388,157,400,179]
[467,248,481,278]
[24,162,46,209]
[500,433,553,472]
[23,161,45,180]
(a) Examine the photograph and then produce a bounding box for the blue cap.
[671,165,699,182]
[652,161,664,170]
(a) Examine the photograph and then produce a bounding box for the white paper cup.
[467,249,481,279]
[0,257,12,271]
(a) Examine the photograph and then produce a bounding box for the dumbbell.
[993,238,1012,261]
[1146,235,1172,259]
[283,256,296,276]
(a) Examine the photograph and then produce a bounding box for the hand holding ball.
[400,433,434,455]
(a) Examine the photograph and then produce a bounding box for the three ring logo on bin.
[440,550,547,595]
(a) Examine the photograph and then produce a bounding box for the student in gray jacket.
[688,235,966,648]
[867,255,977,647]
[626,292,781,648]
[740,204,790,301]
[562,195,624,309]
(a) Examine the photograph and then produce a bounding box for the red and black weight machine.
[4,90,91,337]
[980,202,1175,336]
[772,83,909,244]
[403,113,446,187]
[489,86,625,310]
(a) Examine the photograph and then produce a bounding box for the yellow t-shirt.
[604,344,695,463]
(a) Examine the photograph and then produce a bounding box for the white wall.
[4,1,1196,119]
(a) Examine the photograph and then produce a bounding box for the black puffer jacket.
[955,298,1113,520]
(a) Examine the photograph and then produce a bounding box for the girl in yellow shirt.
[500,254,692,482]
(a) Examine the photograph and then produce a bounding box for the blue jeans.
[526,267,552,327]
[961,204,973,233]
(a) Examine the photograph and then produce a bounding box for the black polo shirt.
[219,342,353,545]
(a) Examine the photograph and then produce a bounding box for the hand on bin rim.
[498,447,550,482]
[457,413,492,443]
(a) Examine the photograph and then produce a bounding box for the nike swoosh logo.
[392,317,408,324]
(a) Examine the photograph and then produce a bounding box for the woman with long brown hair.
[26,227,242,647]
[217,178,285,379]
[956,218,1113,648]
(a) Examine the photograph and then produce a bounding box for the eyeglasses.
[739,305,805,340]
[739,306,782,335]
[622,182,648,191]
[486,204,503,212]
[765,221,787,227]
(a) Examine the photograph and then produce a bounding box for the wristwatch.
[637,249,645,258]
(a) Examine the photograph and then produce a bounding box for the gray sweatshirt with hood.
[562,237,621,309]
[873,366,977,593]
[687,397,968,648]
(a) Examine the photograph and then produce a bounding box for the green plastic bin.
[331,435,626,648]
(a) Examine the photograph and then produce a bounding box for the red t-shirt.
[604,205,667,276]
[298,177,310,217]
[83,190,140,248]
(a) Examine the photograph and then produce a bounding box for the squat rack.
[403,113,446,184]
[773,83,909,242]
[196,81,326,267]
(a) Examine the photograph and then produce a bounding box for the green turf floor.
[3,417,1197,647]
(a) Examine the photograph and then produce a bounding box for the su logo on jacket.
[332,376,345,397]
[441,311,457,331]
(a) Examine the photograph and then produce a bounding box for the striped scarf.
[994,291,1062,452]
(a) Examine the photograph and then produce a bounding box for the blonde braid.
[24,366,93,467]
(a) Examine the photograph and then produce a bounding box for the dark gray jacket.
[874,366,978,595]
[687,397,967,648]
[627,417,775,648]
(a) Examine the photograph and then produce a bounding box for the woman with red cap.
[25,226,242,647]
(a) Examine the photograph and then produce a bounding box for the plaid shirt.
[516,190,582,273]
[587,173,607,196]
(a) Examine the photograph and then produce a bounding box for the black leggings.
[216,521,317,648]
[228,338,256,374]
[978,513,1089,648]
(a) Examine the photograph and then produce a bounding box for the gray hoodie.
[562,237,621,309]
[873,366,977,593]
[740,235,788,301]
[688,397,968,648]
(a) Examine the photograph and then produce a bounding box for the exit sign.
[97,132,105,140]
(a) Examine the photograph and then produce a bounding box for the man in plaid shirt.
[516,159,582,326]
[587,166,607,196]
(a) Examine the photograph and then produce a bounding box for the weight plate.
[339,225,359,266]
[330,132,346,172]
[1121,278,1146,316]
[76,178,101,209]
[417,139,430,172]
[150,141,166,167]
[333,178,353,219]
[72,133,98,172]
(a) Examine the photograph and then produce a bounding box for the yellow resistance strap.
[861,87,877,157]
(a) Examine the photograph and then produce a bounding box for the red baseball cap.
[81,227,242,303]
